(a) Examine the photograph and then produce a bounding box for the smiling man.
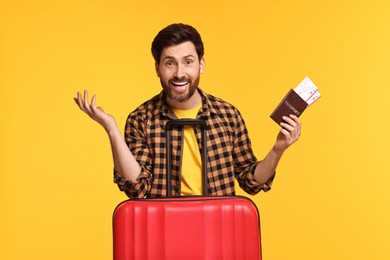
[74,23,302,198]
[156,41,204,108]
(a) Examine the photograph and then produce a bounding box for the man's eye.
[185,59,193,65]
[165,61,174,67]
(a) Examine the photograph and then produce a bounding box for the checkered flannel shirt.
[114,89,274,198]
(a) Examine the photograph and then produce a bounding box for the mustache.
[170,76,189,82]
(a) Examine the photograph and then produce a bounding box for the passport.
[270,77,320,125]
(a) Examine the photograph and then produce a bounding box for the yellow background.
[1,0,389,259]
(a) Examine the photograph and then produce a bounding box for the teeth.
[172,81,188,86]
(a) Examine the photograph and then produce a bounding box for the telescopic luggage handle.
[165,119,208,197]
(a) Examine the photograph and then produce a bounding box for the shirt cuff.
[113,169,151,198]
[244,165,275,193]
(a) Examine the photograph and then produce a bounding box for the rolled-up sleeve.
[113,112,154,198]
[113,168,152,198]
[236,162,275,194]
[233,109,275,195]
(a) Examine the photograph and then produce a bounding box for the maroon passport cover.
[270,89,308,125]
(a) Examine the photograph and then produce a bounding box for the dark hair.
[151,23,204,64]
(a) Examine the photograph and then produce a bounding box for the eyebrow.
[161,55,196,61]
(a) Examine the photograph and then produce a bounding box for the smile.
[171,81,189,87]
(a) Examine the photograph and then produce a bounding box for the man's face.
[156,41,205,103]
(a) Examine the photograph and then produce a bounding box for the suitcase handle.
[165,119,208,197]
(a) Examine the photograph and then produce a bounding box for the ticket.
[294,76,321,106]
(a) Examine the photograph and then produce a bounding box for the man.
[74,23,301,198]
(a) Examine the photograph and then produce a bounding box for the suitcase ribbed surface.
[113,196,261,260]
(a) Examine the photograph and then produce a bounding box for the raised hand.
[74,90,117,133]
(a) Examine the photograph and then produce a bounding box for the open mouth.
[171,81,189,87]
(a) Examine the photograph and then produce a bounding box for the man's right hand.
[74,90,118,133]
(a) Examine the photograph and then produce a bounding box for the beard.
[161,75,200,103]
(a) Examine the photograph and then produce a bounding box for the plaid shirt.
[114,89,274,198]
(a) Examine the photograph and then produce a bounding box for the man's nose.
[174,64,185,78]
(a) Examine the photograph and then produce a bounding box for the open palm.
[74,90,117,133]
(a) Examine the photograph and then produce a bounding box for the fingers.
[74,90,95,116]
[74,91,85,110]
[90,94,99,114]
[91,94,96,107]
[83,90,93,114]
[280,114,301,140]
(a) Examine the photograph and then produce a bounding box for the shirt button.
[175,185,180,191]
[176,162,180,167]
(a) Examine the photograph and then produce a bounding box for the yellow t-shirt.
[172,104,203,195]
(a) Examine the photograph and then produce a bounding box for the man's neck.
[167,89,202,110]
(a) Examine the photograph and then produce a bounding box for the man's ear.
[155,61,160,77]
[200,56,205,74]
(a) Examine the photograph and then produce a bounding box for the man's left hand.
[273,114,301,155]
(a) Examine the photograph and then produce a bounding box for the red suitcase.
[113,120,262,260]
